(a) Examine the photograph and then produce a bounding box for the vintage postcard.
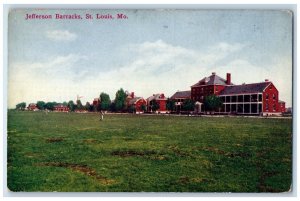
[7,8,293,192]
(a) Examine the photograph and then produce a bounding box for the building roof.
[279,100,285,103]
[128,97,145,105]
[191,73,233,87]
[147,93,166,102]
[219,82,271,95]
[170,90,191,99]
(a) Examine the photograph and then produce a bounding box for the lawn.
[7,110,292,192]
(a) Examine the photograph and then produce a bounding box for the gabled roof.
[170,90,191,99]
[128,97,145,105]
[147,94,166,102]
[191,73,233,87]
[219,82,271,95]
[279,100,285,103]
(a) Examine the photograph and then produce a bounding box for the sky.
[8,9,293,108]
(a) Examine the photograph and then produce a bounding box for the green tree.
[45,102,55,111]
[89,104,94,112]
[62,101,68,106]
[182,99,195,111]
[67,100,76,112]
[140,104,147,112]
[36,101,46,110]
[114,88,127,112]
[110,102,116,112]
[16,102,26,110]
[166,98,176,111]
[76,100,83,110]
[128,105,136,113]
[151,100,160,112]
[85,102,91,111]
[100,92,111,111]
[204,95,223,113]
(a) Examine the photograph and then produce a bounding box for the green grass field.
[7,110,292,192]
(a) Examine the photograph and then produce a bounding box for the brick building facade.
[147,93,167,113]
[189,72,285,115]
[54,104,69,112]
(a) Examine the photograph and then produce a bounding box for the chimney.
[265,79,269,82]
[212,72,216,75]
[131,92,134,98]
[226,73,231,85]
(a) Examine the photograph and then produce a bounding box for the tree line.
[15,88,223,113]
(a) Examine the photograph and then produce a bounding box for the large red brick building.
[191,72,233,102]
[170,72,287,115]
[189,72,285,115]
[128,97,147,113]
[125,91,147,113]
[147,93,167,113]
[170,91,191,112]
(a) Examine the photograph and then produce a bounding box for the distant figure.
[100,111,104,121]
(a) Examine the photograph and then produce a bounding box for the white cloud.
[8,54,88,108]
[212,58,292,106]
[81,40,250,105]
[45,30,77,42]
[8,40,292,108]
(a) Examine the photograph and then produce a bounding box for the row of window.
[266,103,277,111]
[219,103,263,113]
[265,93,276,100]
[220,94,263,103]
[192,87,214,94]
[221,102,277,112]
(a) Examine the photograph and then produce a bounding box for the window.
[259,94,262,102]
[231,96,237,102]
[266,94,269,100]
[238,95,243,102]
[273,104,276,111]
[251,94,258,102]
[266,103,269,111]
[273,94,276,100]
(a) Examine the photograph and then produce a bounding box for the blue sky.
[8,9,292,108]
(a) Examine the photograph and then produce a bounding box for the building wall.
[28,106,38,110]
[191,85,227,102]
[135,99,147,112]
[171,97,190,112]
[54,106,69,112]
[191,85,215,102]
[157,100,167,112]
[262,83,279,113]
[279,102,286,113]
[214,85,226,96]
